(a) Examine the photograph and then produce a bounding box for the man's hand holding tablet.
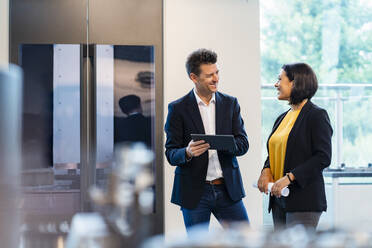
[190,134,237,152]
[185,139,210,159]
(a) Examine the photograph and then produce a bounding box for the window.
[260,0,372,228]
[261,0,372,169]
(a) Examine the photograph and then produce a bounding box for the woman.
[257,63,333,230]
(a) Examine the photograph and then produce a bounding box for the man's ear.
[190,73,198,83]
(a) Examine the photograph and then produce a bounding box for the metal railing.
[261,83,372,168]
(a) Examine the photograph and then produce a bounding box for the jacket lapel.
[215,92,222,134]
[186,90,205,134]
[267,110,289,148]
[283,100,313,170]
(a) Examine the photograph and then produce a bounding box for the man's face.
[190,63,219,96]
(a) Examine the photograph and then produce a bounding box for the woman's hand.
[257,168,274,194]
[271,175,291,197]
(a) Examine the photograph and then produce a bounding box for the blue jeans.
[181,183,249,232]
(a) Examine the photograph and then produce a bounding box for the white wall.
[0,0,9,65]
[164,0,262,236]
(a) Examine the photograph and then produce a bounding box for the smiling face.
[190,63,219,98]
[275,69,293,101]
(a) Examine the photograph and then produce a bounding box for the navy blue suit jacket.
[164,90,249,209]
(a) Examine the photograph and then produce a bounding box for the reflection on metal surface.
[20,44,54,170]
[20,44,81,170]
[135,71,154,87]
[92,143,154,229]
[96,45,156,215]
[65,143,155,247]
[20,216,71,248]
[96,45,155,165]
[18,45,82,240]
[15,44,158,247]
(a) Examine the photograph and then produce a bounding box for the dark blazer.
[263,101,333,212]
[165,90,249,209]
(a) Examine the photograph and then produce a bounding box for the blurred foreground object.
[144,222,372,248]
[66,213,121,248]
[0,64,23,248]
[67,142,155,248]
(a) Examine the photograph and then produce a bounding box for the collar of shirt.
[193,88,215,106]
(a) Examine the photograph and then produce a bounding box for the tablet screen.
[190,134,236,151]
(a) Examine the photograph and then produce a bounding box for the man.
[114,94,152,147]
[164,49,249,231]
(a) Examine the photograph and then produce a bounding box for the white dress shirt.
[193,89,223,180]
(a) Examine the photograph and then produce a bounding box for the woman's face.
[275,70,293,101]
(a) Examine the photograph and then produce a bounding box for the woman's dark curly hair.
[186,49,217,76]
[282,63,318,105]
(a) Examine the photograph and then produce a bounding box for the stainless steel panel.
[89,0,164,234]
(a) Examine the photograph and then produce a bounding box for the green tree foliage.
[338,0,372,83]
[260,0,372,167]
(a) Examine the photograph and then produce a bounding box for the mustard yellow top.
[269,108,302,181]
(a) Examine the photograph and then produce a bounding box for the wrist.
[185,148,193,159]
[286,172,294,184]
[261,168,271,176]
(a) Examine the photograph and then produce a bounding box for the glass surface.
[20,44,81,172]
[260,0,372,229]
[19,45,81,247]
[95,45,155,187]
[20,44,54,170]
[260,0,372,169]
[113,45,154,148]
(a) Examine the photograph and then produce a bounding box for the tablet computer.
[190,134,237,151]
